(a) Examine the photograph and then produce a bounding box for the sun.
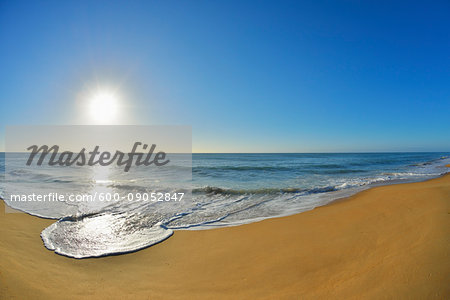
[88,90,119,124]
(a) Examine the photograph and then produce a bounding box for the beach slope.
[1,175,449,299]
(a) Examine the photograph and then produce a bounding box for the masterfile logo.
[3,125,192,214]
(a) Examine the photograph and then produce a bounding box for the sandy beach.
[1,174,449,299]
[2,0,449,298]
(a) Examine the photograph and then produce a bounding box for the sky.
[0,0,449,152]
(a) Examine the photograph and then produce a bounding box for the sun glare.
[88,90,119,124]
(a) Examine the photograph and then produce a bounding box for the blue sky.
[1,0,449,152]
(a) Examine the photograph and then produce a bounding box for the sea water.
[1,152,449,258]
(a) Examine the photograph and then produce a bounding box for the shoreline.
[4,165,448,226]
[1,173,449,298]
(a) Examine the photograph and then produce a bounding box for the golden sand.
[1,175,449,299]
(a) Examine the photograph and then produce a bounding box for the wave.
[193,186,305,195]
[410,156,448,166]
[192,169,445,197]
[192,185,345,196]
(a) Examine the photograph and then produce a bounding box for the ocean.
[1,152,449,258]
